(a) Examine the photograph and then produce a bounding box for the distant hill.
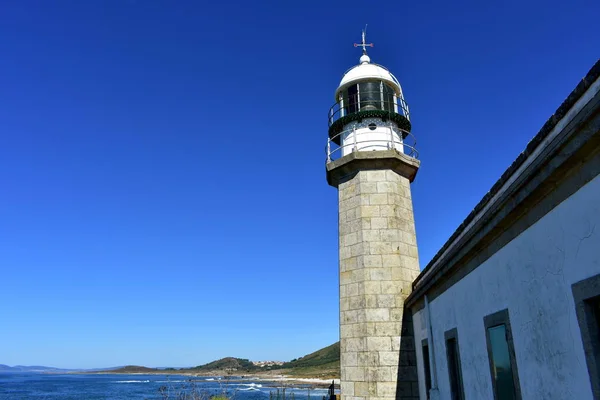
[16,341,342,379]
[104,358,260,375]
[283,342,339,369]
[191,357,258,373]
[0,364,75,373]
[185,343,341,378]
[109,365,162,374]
[279,342,340,378]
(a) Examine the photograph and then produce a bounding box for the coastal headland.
[77,342,341,389]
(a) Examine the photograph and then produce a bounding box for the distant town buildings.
[251,360,284,368]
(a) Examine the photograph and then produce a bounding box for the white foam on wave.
[291,388,328,393]
[237,383,263,388]
[115,380,150,383]
[205,378,215,381]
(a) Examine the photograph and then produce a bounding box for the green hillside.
[191,357,258,373]
[90,342,341,378]
[280,342,340,378]
[109,365,160,373]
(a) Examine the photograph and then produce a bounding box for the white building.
[406,59,600,400]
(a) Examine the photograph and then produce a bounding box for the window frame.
[421,338,432,400]
[572,273,600,400]
[483,309,522,400]
[444,328,465,400]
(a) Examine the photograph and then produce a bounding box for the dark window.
[488,325,516,399]
[596,300,600,331]
[345,84,358,114]
[572,274,600,399]
[382,83,395,113]
[445,328,464,400]
[341,81,397,115]
[358,81,380,110]
[422,339,432,399]
[484,309,521,400]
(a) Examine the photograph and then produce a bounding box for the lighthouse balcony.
[326,121,417,163]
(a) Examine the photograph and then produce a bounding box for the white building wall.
[413,172,600,399]
[413,305,429,399]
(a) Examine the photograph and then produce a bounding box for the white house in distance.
[325,31,600,400]
[406,58,600,400]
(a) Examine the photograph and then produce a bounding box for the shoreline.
[68,371,340,389]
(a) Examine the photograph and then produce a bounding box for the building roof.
[410,58,600,296]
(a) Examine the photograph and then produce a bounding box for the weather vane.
[353,25,373,54]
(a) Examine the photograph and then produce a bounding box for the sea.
[0,373,331,400]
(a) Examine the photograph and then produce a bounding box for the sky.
[0,0,598,369]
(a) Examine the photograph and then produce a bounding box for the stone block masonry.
[338,169,421,400]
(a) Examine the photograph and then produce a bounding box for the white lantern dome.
[335,56,403,100]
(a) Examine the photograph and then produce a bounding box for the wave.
[205,378,215,381]
[236,383,263,388]
[115,380,150,383]
[271,387,329,393]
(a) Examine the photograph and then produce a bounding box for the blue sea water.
[0,374,330,400]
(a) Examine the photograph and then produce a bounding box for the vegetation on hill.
[110,365,161,373]
[279,342,340,379]
[190,357,258,373]
[91,342,341,379]
[282,342,339,369]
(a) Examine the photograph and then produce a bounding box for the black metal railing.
[328,90,410,127]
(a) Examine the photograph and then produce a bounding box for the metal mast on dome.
[354,25,373,55]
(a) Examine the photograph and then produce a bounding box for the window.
[422,338,432,399]
[572,274,600,399]
[358,81,380,110]
[345,84,358,114]
[341,81,397,116]
[445,328,464,400]
[484,309,521,400]
[382,83,395,113]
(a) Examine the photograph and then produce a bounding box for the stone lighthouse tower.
[326,30,421,400]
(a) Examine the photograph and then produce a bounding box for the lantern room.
[326,35,415,160]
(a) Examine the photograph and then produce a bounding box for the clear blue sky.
[0,0,598,369]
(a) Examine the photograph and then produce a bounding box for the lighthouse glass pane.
[383,84,395,113]
[345,84,358,114]
[359,81,380,111]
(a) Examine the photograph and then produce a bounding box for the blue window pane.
[488,325,517,400]
[446,338,463,400]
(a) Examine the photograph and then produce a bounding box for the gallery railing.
[326,124,418,163]
[328,91,410,127]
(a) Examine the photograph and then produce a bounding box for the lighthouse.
[326,29,421,400]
